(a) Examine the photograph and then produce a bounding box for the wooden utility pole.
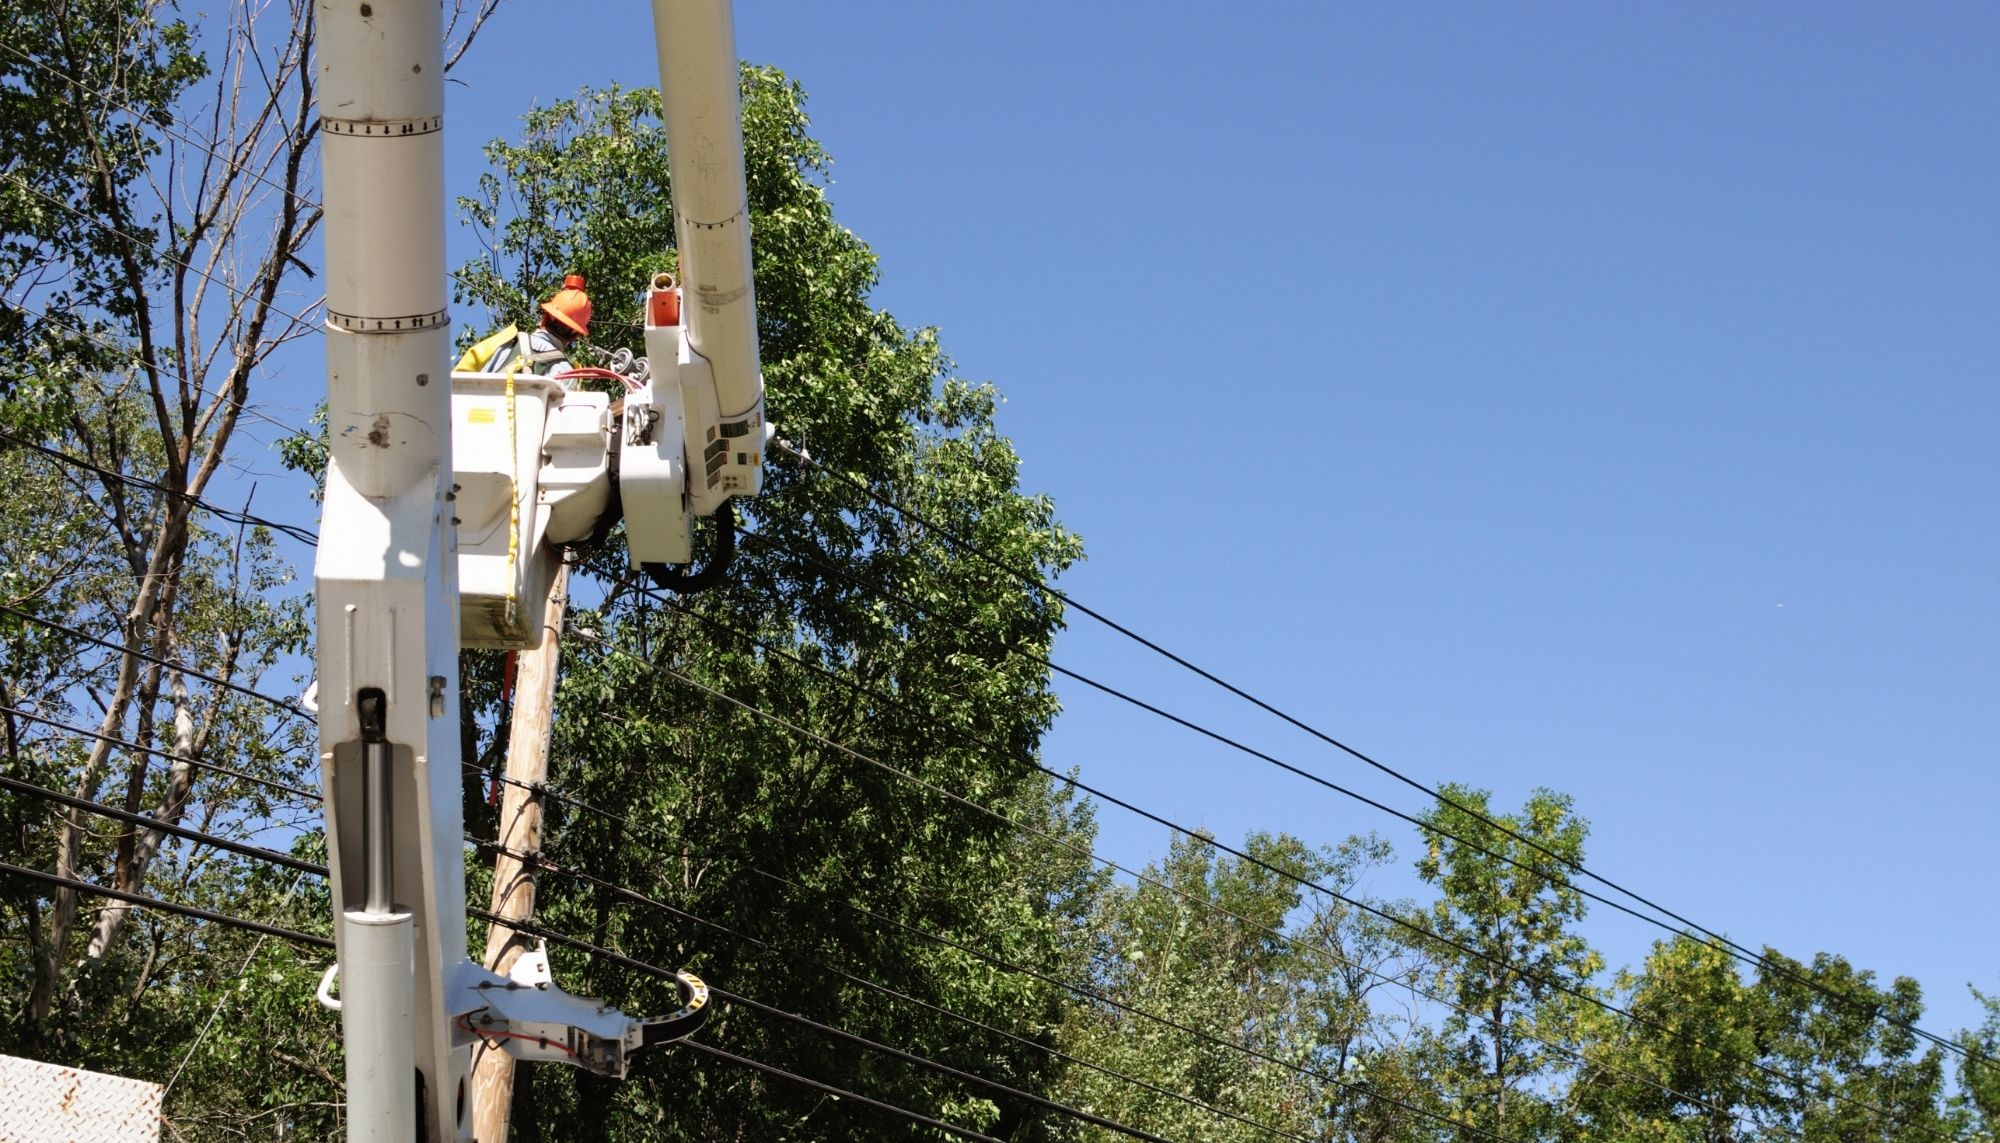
[470,564,567,1142]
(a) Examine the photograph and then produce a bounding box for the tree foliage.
[4,21,1996,1143]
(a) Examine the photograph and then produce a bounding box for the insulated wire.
[682,1041,1004,1143]
[1,863,1008,1143]
[0,860,331,949]
[572,625,1925,1140]
[4,450,1920,1133]
[767,443,1983,1071]
[1,430,322,546]
[0,771,320,876]
[610,580,1777,1139]
[11,757,1197,1143]
[0,703,319,803]
[473,835,1317,1143]
[1,297,311,441]
[563,631,1550,1143]
[477,878,1525,1143]
[0,602,313,719]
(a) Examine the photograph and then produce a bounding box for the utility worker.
[456,273,593,381]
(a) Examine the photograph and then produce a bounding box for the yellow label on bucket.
[468,407,496,424]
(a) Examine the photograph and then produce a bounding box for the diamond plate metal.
[0,1055,161,1142]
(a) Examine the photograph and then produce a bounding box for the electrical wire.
[1,430,322,546]
[1,772,322,876]
[559,633,1555,1143]
[741,531,1763,976]
[475,882,1524,1143]
[1,603,312,719]
[473,836,1316,1143]
[0,860,331,950]
[682,1040,1004,1143]
[762,450,1986,1071]
[570,625,1925,1140]
[466,859,1179,1142]
[0,703,319,803]
[607,582,1777,1139]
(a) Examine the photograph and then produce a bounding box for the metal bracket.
[446,943,709,1078]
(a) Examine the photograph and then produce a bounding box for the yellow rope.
[502,356,524,631]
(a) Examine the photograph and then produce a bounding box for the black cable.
[641,505,736,594]
[754,457,1985,1072]
[1,430,322,546]
[573,629,1921,1139]
[470,854,1174,1142]
[0,298,308,440]
[0,861,331,950]
[474,836,1313,1143]
[1,603,312,719]
[605,584,1774,1138]
[474,901,1450,1143]
[0,703,320,802]
[682,1040,1004,1143]
[0,773,324,877]
[555,636,1550,1143]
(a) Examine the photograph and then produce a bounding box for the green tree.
[1954,988,2000,1137]
[1748,950,1948,1142]
[453,74,1092,1140]
[1413,786,1603,1141]
[1054,830,1415,1141]
[0,0,497,1136]
[1570,934,1763,1142]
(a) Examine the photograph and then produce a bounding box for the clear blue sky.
[415,3,1998,1036]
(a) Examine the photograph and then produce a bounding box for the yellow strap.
[503,366,520,628]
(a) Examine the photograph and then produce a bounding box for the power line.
[610,581,1775,1139]
[562,632,1545,1143]
[1,772,322,876]
[571,625,1924,1139]
[0,860,331,950]
[473,899,1508,1143]
[0,297,311,441]
[0,703,320,803]
[2,430,321,546]
[764,446,1983,1070]
[1,603,312,719]
[743,529,1758,981]
[17,729,1192,1140]
[683,1041,1003,1143]
[474,835,1316,1143]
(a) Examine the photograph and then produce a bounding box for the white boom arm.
[623,0,769,572]
[314,2,746,1140]
[314,0,459,1137]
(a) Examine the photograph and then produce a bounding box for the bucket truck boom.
[314,2,760,1139]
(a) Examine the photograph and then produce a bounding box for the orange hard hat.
[541,273,591,338]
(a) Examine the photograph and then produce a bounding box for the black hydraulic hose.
[642,505,735,595]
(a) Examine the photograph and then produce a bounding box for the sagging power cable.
[762,450,1985,1071]
[573,626,1918,1139]
[606,582,1777,1138]
[474,835,1316,1143]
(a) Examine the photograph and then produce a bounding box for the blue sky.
[381,3,1999,1036]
